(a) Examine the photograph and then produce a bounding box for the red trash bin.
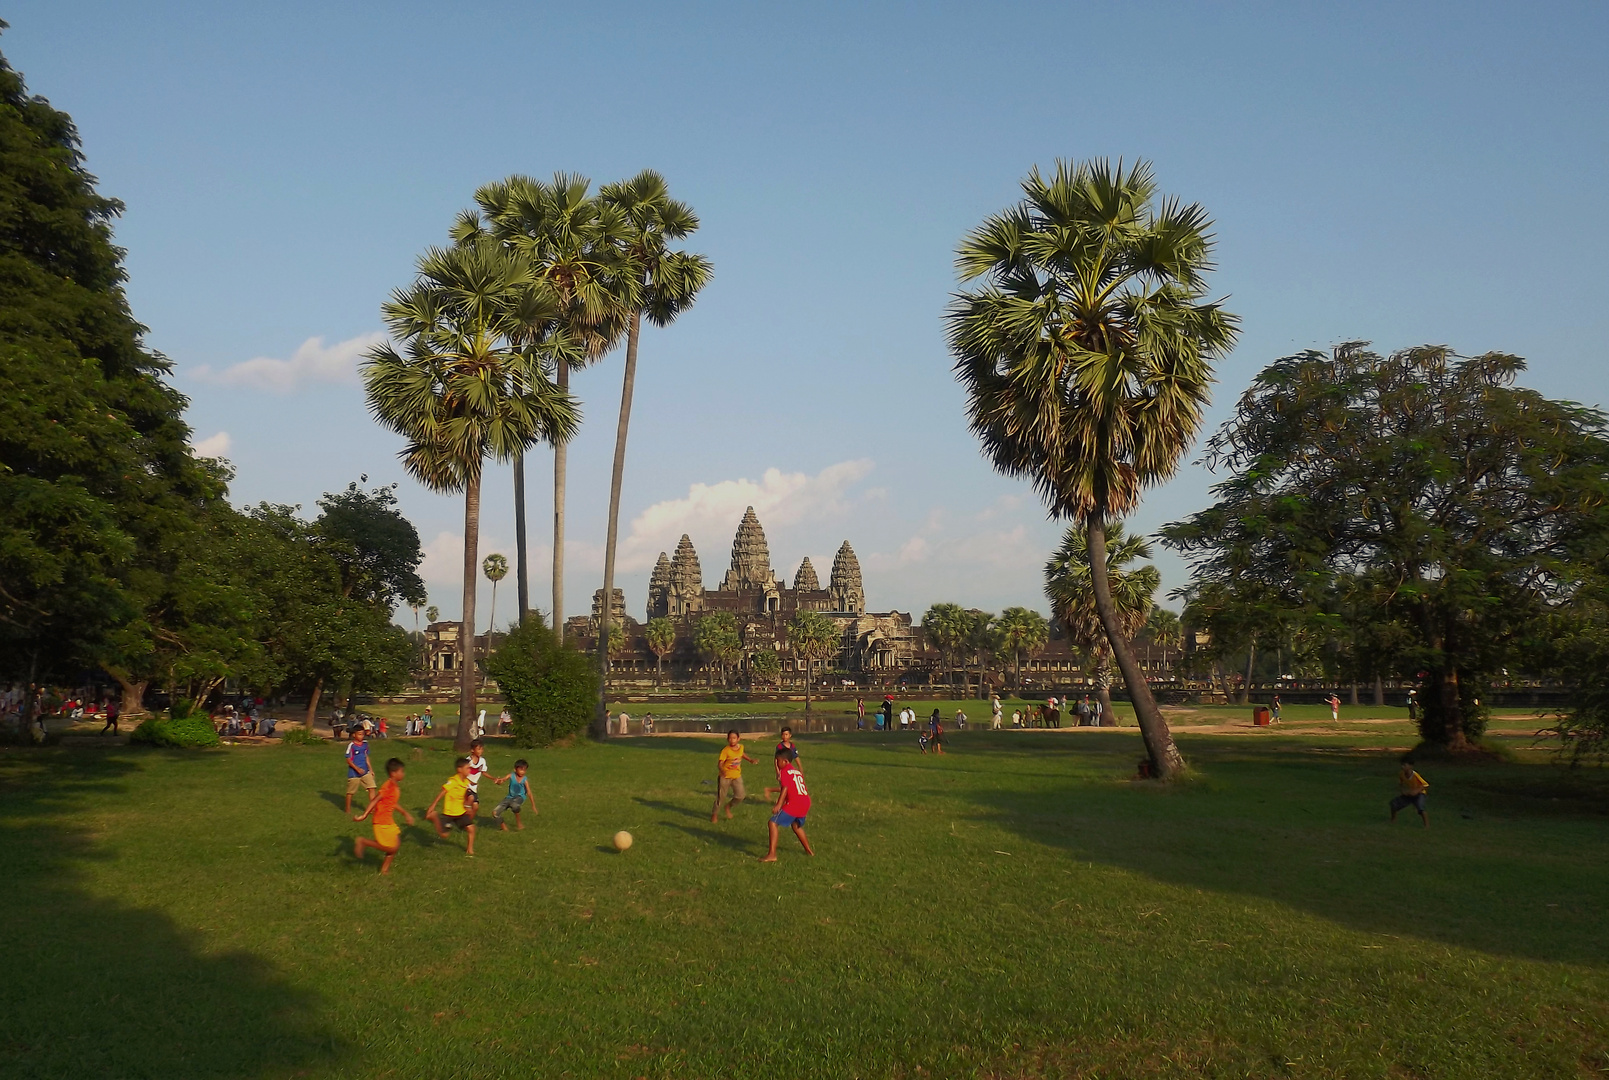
[1253,706,1271,727]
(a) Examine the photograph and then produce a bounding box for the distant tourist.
[617,711,631,736]
[1092,698,1104,727]
[712,730,756,822]
[353,758,413,874]
[422,705,433,732]
[857,698,865,728]
[931,716,947,755]
[498,707,512,735]
[1271,695,1282,723]
[990,695,1002,728]
[1326,693,1342,721]
[643,713,655,735]
[1389,758,1430,827]
[100,698,120,736]
[1405,689,1418,721]
[954,707,967,730]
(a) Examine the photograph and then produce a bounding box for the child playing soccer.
[761,746,814,861]
[466,740,491,808]
[1389,758,1430,827]
[353,758,415,873]
[712,730,757,822]
[492,759,534,830]
[344,728,376,815]
[426,757,478,856]
[775,726,798,763]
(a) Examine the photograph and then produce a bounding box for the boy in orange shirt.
[353,758,414,874]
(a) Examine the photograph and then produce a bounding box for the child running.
[426,757,478,856]
[1389,758,1430,827]
[353,758,415,874]
[344,728,376,815]
[761,746,814,861]
[466,740,491,809]
[712,730,757,822]
[491,759,534,830]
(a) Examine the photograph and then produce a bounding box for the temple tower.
[720,506,778,592]
[667,534,705,616]
[793,556,820,592]
[829,541,865,614]
[647,552,673,620]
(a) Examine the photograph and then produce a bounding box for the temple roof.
[830,541,862,591]
[793,556,820,592]
[670,534,702,590]
[725,506,774,590]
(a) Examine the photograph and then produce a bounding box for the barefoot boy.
[344,728,376,815]
[426,757,478,856]
[1389,758,1430,827]
[761,746,814,861]
[466,739,491,808]
[712,729,756,822]
[353,758,415,873]
[492,759,533,831]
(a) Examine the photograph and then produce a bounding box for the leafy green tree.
[645,617,676,685]
[789,610,839,724]
[694,613,741,689]
[949,159,1237,778]
[749,648,782,690]
[455,175,630,636]
[363,240,578,749]
[994,607,1050,691]
[593,172,714,735]
[1163,343,1609,748]
[484,615,599,747]
[1045,521,1160,723]
[922,603,970,690]
[0,36,216,715]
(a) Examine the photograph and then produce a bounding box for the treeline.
[0,42,422,721]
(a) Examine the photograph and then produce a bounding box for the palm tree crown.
[1044,522,1160,664]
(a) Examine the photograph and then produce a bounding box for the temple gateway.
[567,507,915,681]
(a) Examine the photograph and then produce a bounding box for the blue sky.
[9,2,1608,628]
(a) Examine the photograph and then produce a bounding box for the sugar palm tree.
[453,175,631,639]
[363,240,578,751]
[964,609,996,698]
[923,603,970,692]
[789,609,839,728]
[950,158,1238,778]
[1045,521,1160,727]
[994,606,1050,692]
[645,616,676,686]
[425,605,440,624]
[1143,604,1183,675]
[482,553,508,633]
[592,171,713,736]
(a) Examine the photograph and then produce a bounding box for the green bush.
[484,617,599,748]
[130,710,221,748]
[279,726,321,746]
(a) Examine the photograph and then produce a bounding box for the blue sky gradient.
[9,2,1607,627]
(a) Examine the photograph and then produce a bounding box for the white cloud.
[617,459,876,571]
[190,430,232,458]
[192,331,385,393]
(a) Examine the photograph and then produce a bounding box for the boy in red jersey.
[761,746,814,861]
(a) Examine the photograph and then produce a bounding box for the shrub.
[130,710,221,749]
[279,726,322,746]
[484,616,599,748]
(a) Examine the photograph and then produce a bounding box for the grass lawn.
[3,728,1605,1079]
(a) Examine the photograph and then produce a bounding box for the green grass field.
[3,726,1605,1079]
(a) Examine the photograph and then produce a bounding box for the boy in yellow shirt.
[1389,758,1429,827]
[711,729,756,822]
[426,757,478,855]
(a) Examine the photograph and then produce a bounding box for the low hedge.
[130,712,221,749]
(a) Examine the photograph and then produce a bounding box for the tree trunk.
[596,313,642,739]
[1374,674,1385,707]
[1240,644,1256,705]
[514,453,530,626]
[456,473,481,751]
[1015,651,1022,692]
[304,676,324,733]
[1439,666,1469,750]
[804,657,812,726]
[552,363,569,644]
[1096,659,1114,727]
[1088,514,1183,777]
[104,668,148,719]
[1349,680,1359,706]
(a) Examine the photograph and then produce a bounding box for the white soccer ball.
[612,830,633,851]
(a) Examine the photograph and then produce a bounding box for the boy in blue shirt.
[343,729,376,815]
[491,759,534,831]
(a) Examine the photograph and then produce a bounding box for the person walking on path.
[1272,695,1282,723]
[857,699,865,729]
[991,695,1002,729]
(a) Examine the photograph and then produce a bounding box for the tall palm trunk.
[1240,644,1256,705]
[1088,513,1182,777]
[595,311,642,738]
[552,363,569,643]
[513,454,529,625]
[456,473,481,751]
[803,656,812,727]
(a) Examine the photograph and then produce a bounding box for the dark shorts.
[770,810,807,828]
[1390,793,1427,812]
[442,812,475,829]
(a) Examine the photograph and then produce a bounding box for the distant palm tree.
[995,607,1050,691]
[923,603,970,691]
[593,172,713,736]
[1143,605,1183,674]
[749,648,782,691]
[482,553,508,634]
[645,617,676,686]
[425,605,440,625]
[950,158,1238,778]
[694,613,741,689]
[964,609,996,698]
[454,175,630,637]
[789,610,839,728]
[1045,522,1160,725]
[363,240,578,751]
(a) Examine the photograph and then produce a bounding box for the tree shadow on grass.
[655,819,755,852]
[0,748,346,1078]
[633,796,711,822]
[959,733,1609,967]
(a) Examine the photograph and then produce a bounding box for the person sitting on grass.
[344,728,376,815]
[761,746,814,862]
[491,759,533,831]
[1389,758,1430,827]
[712,730,757,822]
[426,757,478,856]
[353,758,415,874]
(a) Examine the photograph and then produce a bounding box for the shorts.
[493,796,525,820]
[441,811,475,830]
[346,773,377,794]
[1390,793,1427,813]
[372,821,400,848]
[717,777,746,802]
[769,810,807,828]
